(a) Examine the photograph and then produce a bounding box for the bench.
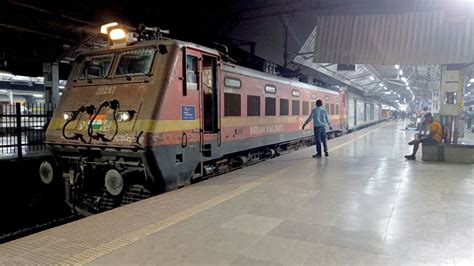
[422,143,474,163]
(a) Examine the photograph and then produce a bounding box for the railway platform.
[1,122,472,265]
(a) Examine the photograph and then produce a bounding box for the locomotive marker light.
[39,161,54,185]
[116,111,134,122]
[63,112,74,121]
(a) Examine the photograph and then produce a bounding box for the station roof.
[1,0,473,107]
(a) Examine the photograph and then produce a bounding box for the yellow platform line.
[324,122,389,153]
[62,122,389,265]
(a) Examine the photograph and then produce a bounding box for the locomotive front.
[44,24,173,214]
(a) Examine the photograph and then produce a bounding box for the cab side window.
[186,55,198,85]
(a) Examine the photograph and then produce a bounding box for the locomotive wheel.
[39,161,54,185]
[104,169,124,196]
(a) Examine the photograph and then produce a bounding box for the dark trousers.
[314,126,328,154]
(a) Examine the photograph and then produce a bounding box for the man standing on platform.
[302,99,332,158]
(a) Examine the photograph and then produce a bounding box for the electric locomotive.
[41,23,378,215]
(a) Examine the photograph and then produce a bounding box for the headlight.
[109,28,127,41]
[116,111,133,122]
[100,22,118,34]
[100,22,134,46]
[63,112,74,120]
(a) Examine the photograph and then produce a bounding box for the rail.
[0,103,54,158]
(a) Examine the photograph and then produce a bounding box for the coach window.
[265,97,276,116]
[303,101,309,115]
[325,103,330,112]
[247,95,260,116]
[186,55,198,87]
[292,100,300,115]
[280,99,289,116]
[224,93,241,117]
[330,104,335,115]
[311,101,316,110]
[336,104,340,115]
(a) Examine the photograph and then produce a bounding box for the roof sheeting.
[313,9,474,65]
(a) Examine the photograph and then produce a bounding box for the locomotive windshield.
[79,54,114,79]
[115,48,155,75]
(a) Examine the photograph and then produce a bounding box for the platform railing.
[0,103,54,158]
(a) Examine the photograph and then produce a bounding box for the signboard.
[181,105,196,120]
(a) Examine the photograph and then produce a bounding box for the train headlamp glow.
[63,112,74,121]
[109,28,127,41]
[100,22,130,44]
[100,22,118,34]
[116,111,133,122]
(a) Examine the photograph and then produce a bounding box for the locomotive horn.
[137,23,170,41]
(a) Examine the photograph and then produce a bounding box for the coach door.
[200,54,221,158]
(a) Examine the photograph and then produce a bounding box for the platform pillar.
[439,64,464,144]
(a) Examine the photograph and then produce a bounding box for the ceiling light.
[467,83,472,87]
[33,94,43,98]
[407,86,410,90]
[399,70,403,76]
[369,76,375,80]
[401,77,407,83]
[384,86,388,90]
[379,83,384,86]
[394,64,400,69]
[470,78,474,83]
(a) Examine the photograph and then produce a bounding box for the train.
[41,23,387,215]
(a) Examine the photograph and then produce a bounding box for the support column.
[8,90,13,104]
[51,62,59,105]
[439,64,464,144]
[43,62,60,106]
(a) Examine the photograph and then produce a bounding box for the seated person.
[405,112,442,160]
